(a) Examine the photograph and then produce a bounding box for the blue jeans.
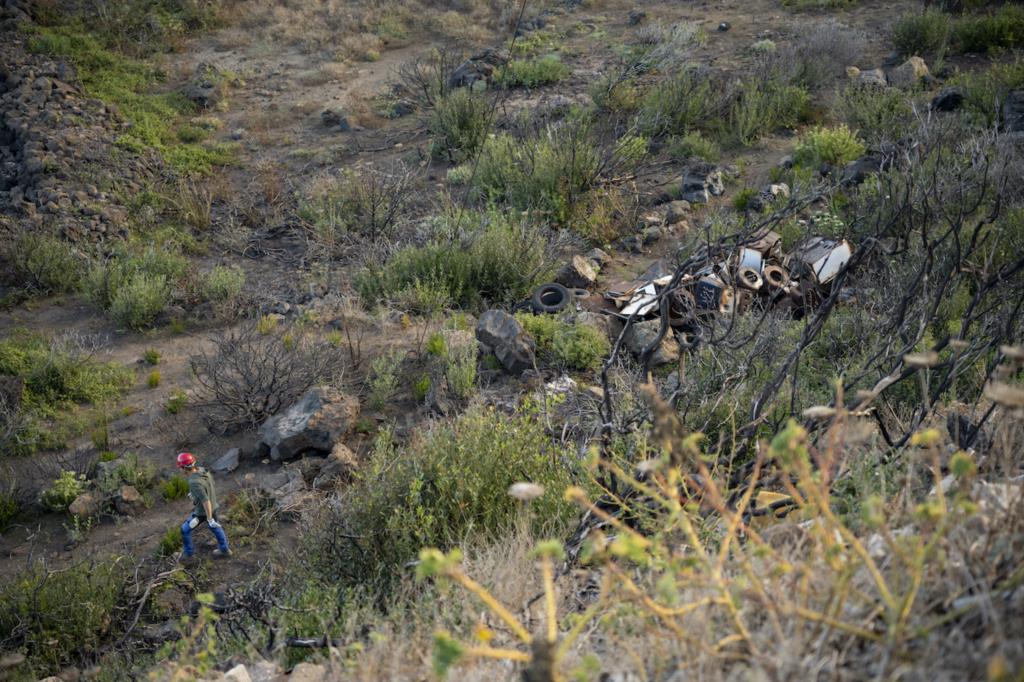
[181,512,229,557]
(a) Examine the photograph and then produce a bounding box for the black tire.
[571,288,590,298]
[531,282,571,314]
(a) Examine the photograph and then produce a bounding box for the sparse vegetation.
[303,407,579,590]
[39,470,85,512]
[428,88,491,162]
[354,210,556,312]
[893,9,951,61]
[833,85,915,146]
[497,55,570,88]
[367,350,403,409]
[7,233,84,295]
[161,475,190,501]
[147,370,161,388]
[516,314,610,372]
[794,124,866,168]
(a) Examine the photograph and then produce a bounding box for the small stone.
[717,21,730,32]
[845,66,861,79]
[858,68,888,88]
[68,493,98,518]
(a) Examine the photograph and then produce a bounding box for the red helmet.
[176,452,196,469]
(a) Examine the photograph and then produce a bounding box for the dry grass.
[227,0,507,55]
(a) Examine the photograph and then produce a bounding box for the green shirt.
[188,468,218,519]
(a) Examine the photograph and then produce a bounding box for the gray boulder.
[211,448,240,474]
[68,492,99,518]
[858,68,888,88]
[623,319,679,367]
[258,387,360,461]
[679,162,724,204]
[886,56,929,89]
[476,310,536,375]
[931,87,964,112]
[182,63,226,109]
[257,467,306,511]
[312,443,358,490]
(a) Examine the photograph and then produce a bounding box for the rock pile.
[0,29,156,242]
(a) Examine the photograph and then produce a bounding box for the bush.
[516,314,610,372]
[161,475,189,500]
[147,370,161,388]
[636,67,722,138]
[428,88,491,162]
[779,19,867,92]
[730,80,809,146]
[893,9,952,61]
[955,58,1024,127]
[497,54,569,88]
[0,486,19,530]
[953,4,1024,54]
[86,246,188,330]
[471,116,646,230]
[98,453,156,494]
[40,470,85,512]
[794,125,866,168]
[833,85,915,146]
[0,332,132,456]
[0,558,124,676]
[7,233,83,295]
[190,324,340,432]
[109,272,171,330]
[165,390,187,415]
[143,348,160,365]
[367,351,403,410]
[157,526,184,556]
[201,265,245,304]
[303,407,579,589]
[667,131,720,161]
[354,211,555,312]
[301,163,414,249]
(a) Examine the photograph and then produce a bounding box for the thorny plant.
[418,348,1024,679]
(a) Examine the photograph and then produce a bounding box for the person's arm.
[204,499,214,519]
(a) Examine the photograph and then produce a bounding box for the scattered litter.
[602,231,855,352]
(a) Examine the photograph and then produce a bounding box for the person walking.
[176,452,231,560]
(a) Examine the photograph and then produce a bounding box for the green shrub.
[893,9,952,60]
[729,80,809,146]
[833,85,915,146]
[498,55,570,88]
[793,125,866,168]
[0,558,124,676]
[355,211,555,312]
[304,407,579,589]
[732,187,760,212]
[471,116,646,230]
[86,246,188,330]
[0,333,132,455]
[157,527,183,556]
[166,390,187,414]
[147,370,161,388]
[412,374,431,402]
[40,470,85,512]
[954,59,1024,127]
[98,453,156,494]
[440,332,478,400]
[8,233,83,295]
[143,348,160,365]
[426,332,447,356]
[428,88,491,162]
[201,265,245,304]
[516,314,610,372]
[109,272,171,330]
[636,67,720,138]
[667,131,720,162]
[0,487,19,530]
[367,351,403,409]
[161,475,190,501]
[953,4,1024,54]
[300,165,413,248]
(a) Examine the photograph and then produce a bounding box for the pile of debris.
[604,231,853,350]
